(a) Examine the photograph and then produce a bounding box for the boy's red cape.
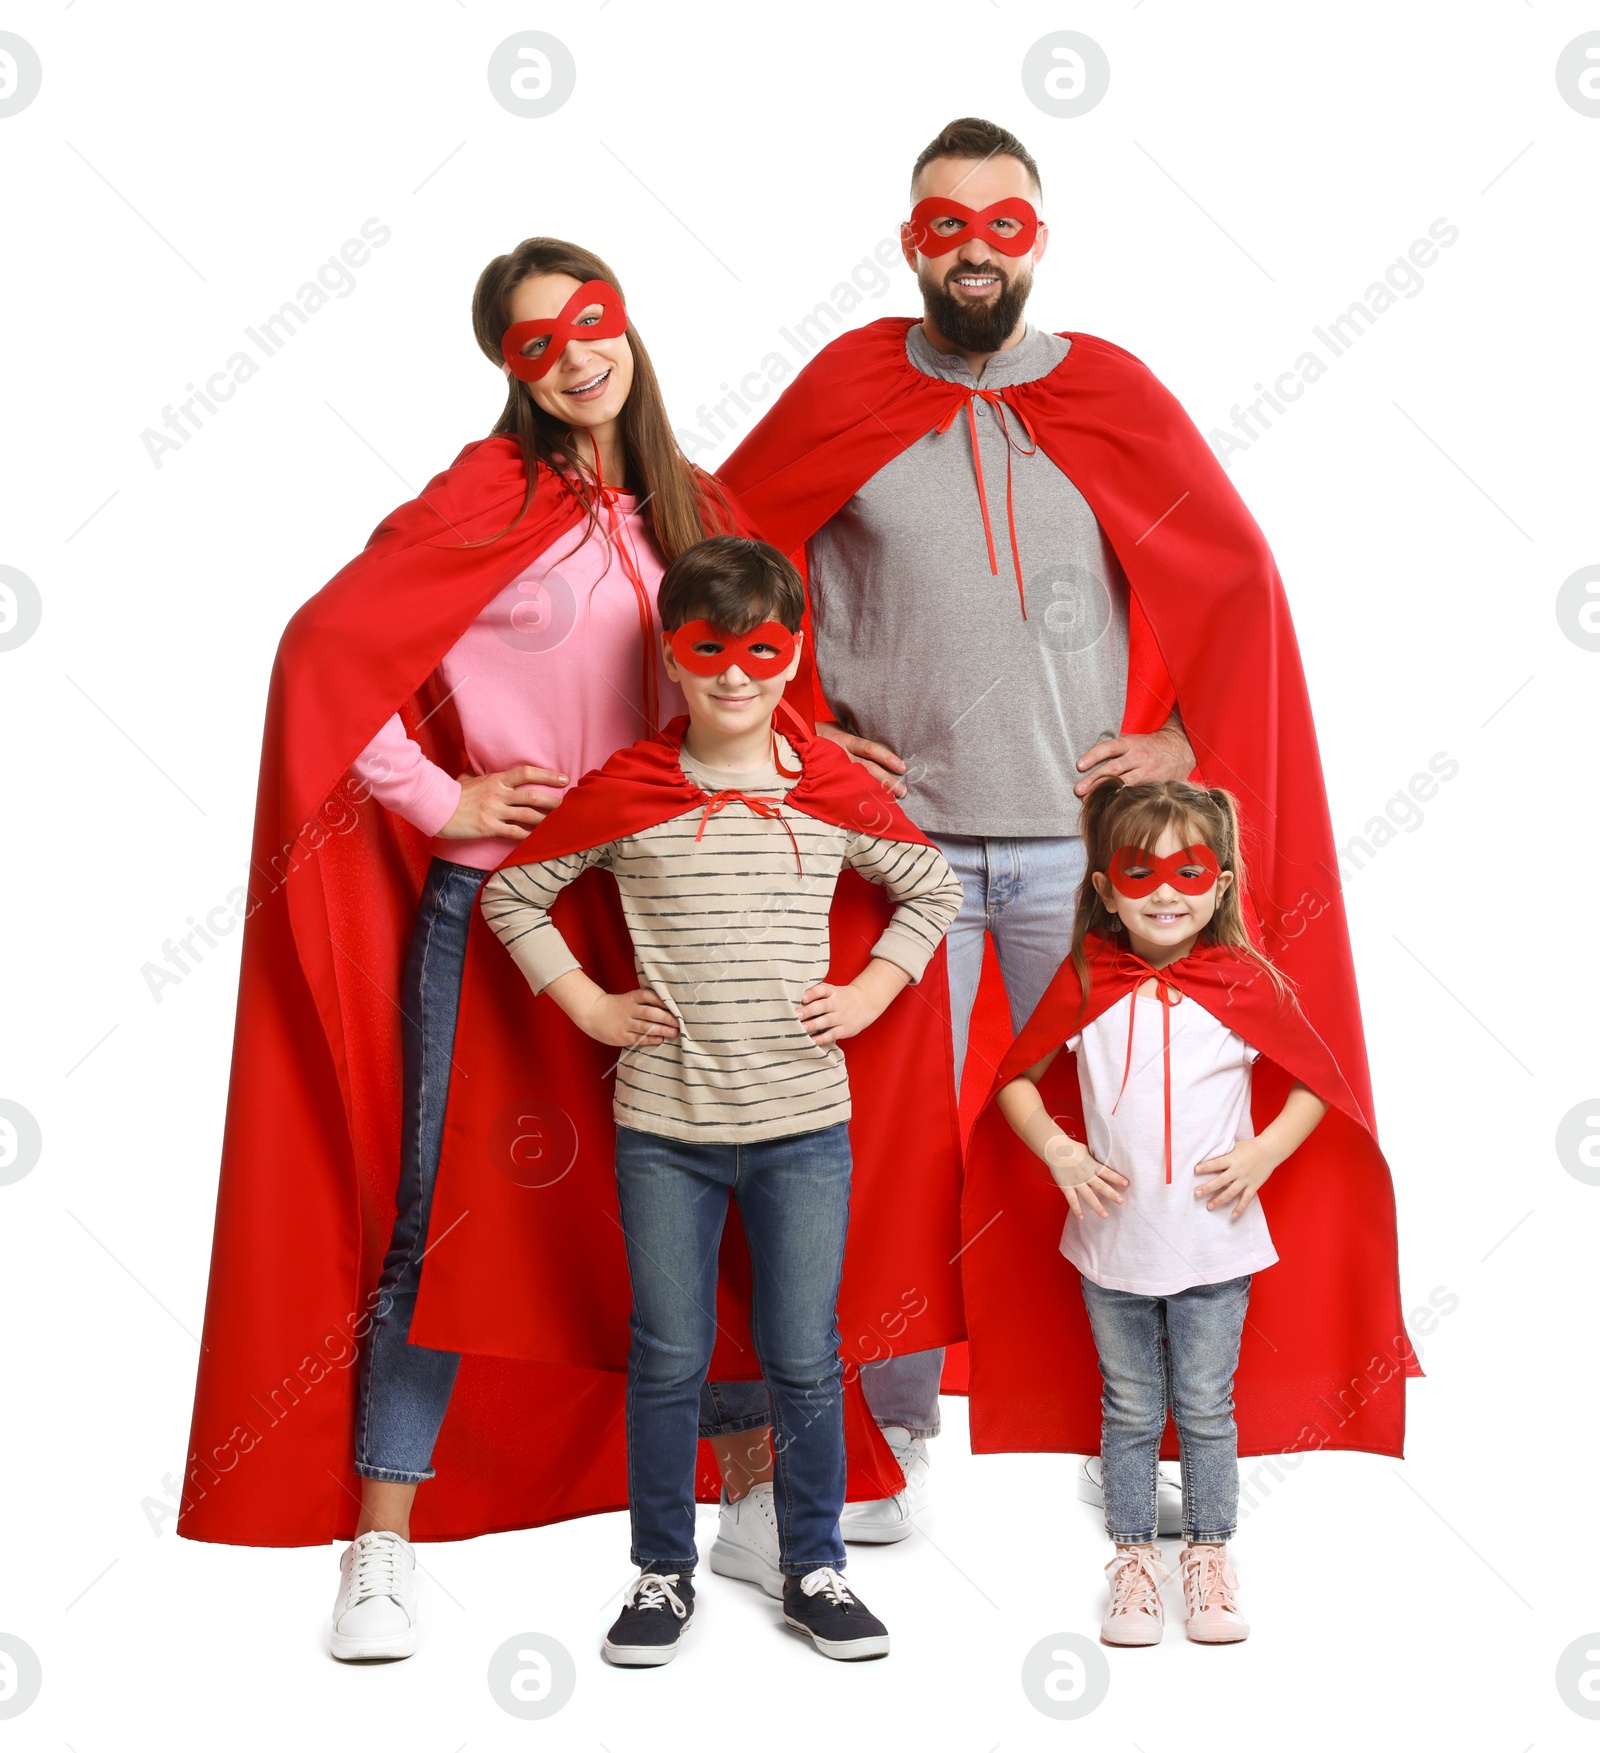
[178,431,953,1545]
[963,934,1411,1459]
[720,316,1414,1418]
[407,713,964,1483]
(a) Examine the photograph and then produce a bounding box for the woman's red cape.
[174,439,926,1546]
[962,934,1411,1460]
[720,317,1415,1414]
[408,712,964,1495]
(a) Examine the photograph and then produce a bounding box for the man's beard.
[920,259,1032,354]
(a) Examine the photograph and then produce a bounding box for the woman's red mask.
[501,280,628,383]
[907,197,1040,258]
[1106,844,1222,897]
[668,621,797,679]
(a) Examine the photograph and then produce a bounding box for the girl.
[996,779,1328,1647]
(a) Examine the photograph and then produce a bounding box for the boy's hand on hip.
[579,988,679,1049]
[1194,1137,1277,1215]
[798,967,902,1046]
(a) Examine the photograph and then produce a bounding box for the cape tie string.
[693,789,803,874]
[1109,961,1184,1183]
[934,386,1039,619]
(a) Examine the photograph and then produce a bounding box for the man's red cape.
[409,713,964,1498]
[177,438,796,1547]
[962,934,1411,1459]
[719,316,1413,1401]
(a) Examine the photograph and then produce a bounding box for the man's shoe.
[839,1425,928,1545]
[1100,1543,1169,1647]
[1178,1543,1250,1643]
[709,1482,784,1598]
[331,1529,418,1661]
[602,1572,695,1667]
[781,1568,890,1661]
[1077,1456,1184,1539]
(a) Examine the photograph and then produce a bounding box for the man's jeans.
[855,833,1088,1437]
[1080,1274,1251,1544]
[615,1122,854,1576]
[354,858,479,1482]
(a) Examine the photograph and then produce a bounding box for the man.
[718,117,1198,1540]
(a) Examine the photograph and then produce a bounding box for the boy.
[480,536,962,1664]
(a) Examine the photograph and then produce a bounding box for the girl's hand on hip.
[439,765,569,840]
[1194,1138,1278,1215]
[1045,1135,1128,1219]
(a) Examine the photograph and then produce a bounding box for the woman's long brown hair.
[469,236,734,559]
[1069,779,1292,1009]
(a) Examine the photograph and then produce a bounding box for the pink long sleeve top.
[351,493,684,870]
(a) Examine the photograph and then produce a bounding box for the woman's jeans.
[615,1122,853,1577]
[1079,1274,1251,1544]
[354,857,481,1482]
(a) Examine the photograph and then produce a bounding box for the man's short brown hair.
[911,116,1042,199]
[656,535,805,634]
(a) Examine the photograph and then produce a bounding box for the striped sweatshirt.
[481,739,963,1144]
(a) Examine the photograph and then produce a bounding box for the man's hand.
[816,722,908,799]
[1194,1136,1278,1216]
[799,957,911,1046]
[1074,719,1194,797]
[1044,1133,1130,1220]
[439,765,569,839]
[558,981,679,1049]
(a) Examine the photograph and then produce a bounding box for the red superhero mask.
[501,280,628,383]
[1106,844,1222,898]
[668,620,797,679]
[907,197,1040,258]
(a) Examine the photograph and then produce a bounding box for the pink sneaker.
[1100,1544,1169,1646]
[1179,1543,1249,1643]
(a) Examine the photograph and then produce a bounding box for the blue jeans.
[853,833,1088,1437]
[1080,1274,1250,1544]
[616,1122,853,1576]
[353,858,481,1481]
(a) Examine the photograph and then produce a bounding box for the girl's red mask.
[667,620,797,679]
[907,197,1040,258]
[1106,844,1222,898]
[502,280,628,383]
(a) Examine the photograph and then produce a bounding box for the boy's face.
[662,626,803,743]
[1090,823,1233,960]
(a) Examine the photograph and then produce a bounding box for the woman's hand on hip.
[438,765,569,840]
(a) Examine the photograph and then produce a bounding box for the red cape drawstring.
[1109,965,1184,1183]
[693,789,803,874]
[934,386,1039,620]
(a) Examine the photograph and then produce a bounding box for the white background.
[2,1,1597,1746]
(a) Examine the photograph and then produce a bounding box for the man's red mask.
[668,621,797,679]
[501,280,627,383]
[1106,844,1222,898]
[907,197,1040,258]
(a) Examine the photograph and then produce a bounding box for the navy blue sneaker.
[781,1568,890,1660]
[602,1572,695,1667]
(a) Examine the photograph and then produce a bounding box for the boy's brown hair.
[656,535,805,634]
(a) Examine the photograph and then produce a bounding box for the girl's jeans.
[1079,1273,1251,1544]
[615,1122,853,1576]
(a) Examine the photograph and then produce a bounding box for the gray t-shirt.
[805,322,1129,838]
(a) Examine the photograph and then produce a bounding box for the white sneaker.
[708,1481,784,1597]
[1077,1456,1184,1539]
[331,1529,418,1661]
[839,1426,928,1545]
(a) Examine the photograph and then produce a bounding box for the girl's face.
[1091,822,1233,961]
[506,272,634,436]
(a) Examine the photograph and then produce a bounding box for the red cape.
[178,440,766,1546]
[409,713,965,1500]
[961,935,1412,1458]
[720,317,1412,1406]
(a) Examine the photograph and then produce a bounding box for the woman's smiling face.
[506,272,634,436]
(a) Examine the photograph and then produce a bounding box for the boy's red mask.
[501,280,628,383]
[668,621,797,679]
[1106,844,1222,898]
[907,197,1040,258]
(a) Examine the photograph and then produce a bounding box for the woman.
[178,239,789,1656]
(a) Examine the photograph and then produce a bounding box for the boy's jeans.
[615,1122,854,1576]
[1079,1274,1251,1544]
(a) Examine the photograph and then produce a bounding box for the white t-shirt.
[1060,989,1279,1296]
